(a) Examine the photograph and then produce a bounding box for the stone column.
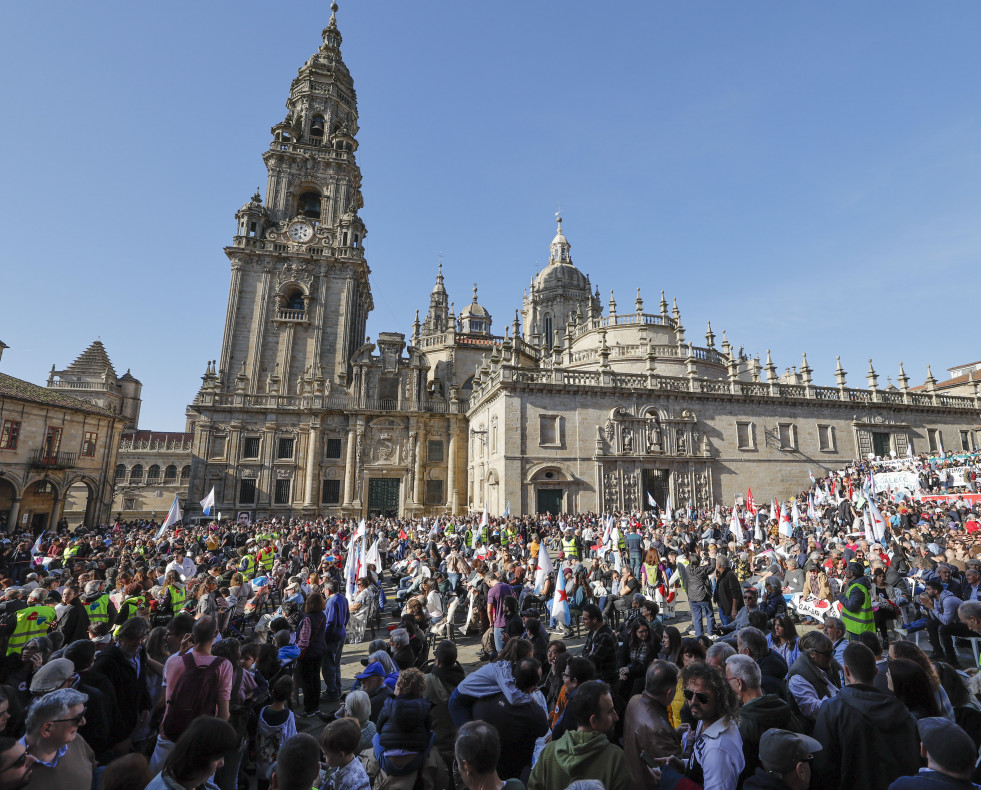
[304,423,320,508]
[413,432,424,505]
[50,496,64,529]
[447,430,458,511]
[343,427,356,506]
[6,499,21,534]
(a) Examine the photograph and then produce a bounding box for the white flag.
[663,495,674,522]
[730,508,744,541]
[363,539,381,572]
[30,532,44,557]
[503,501,511,518]
[647,492,657,509]
[753,511,763,541]
[791,499,802,526]
[158,495,182,538]
[534,544,553,593]
[199,487,216,517]
[480,505,489,528]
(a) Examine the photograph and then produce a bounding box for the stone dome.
[460,284,490,319]
[535,261,589,292]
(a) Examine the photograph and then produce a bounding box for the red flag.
[746,488,758,516]
[398,528,407,540]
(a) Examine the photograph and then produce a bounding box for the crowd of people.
[0,451,978,790]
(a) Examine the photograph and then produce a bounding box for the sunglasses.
[683,689,710,704]
[50,709,86,726]
[810,649,832,658]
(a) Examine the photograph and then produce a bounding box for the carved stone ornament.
[241,468,259,479]
[276,260,315,292]
[428,468,444,481]
[276,468,294,479]
[325,467,341,480]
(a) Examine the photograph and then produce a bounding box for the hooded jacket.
[527,730,632,790]
[738,694,797,780]
[811,683,920,790]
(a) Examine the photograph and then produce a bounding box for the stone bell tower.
[217,2,373,395]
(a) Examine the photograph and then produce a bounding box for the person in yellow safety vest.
[81,580,117,627]
[62,542,79,563]
[839,561,875,638]
[113,582,149,636]
[160,570,187,616]
[6,591,56,656]
[561,529,580,561]
[238,549,257,579]
[256,543,276,574]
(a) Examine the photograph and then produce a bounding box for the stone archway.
[63,478,98,531]
[0,478,16,533]
[20,480,58,535]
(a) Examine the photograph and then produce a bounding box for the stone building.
[180,8,981,520]
[0,345,126,532]
[51,342,193,524]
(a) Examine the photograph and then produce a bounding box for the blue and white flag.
[199,487,216,517]
[503,501,511,518]
[30,532,44,557]
[663,494,674,522]
[647,492,658,509]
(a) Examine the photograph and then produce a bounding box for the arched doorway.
[63,480,95,531]
[0,479,15,533]
[20,480,56,535]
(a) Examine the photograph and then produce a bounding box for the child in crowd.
[256,676,297,787]
[275,629,300,665]
[320,718,371,790]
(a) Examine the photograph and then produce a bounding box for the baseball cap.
[355,661,385,680]
[30,658,75,694]
[758,729,822,774]
[917,717,977,775]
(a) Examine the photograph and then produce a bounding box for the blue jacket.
[324,592,350,642]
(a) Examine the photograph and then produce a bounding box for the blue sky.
[2,2,980,430]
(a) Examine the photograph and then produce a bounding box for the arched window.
[543,313,554,348]
[286,291,305,311]
[297,190,321,219]
[131,464,144,482]
[115,464,126,480]
[164,465,177,481]
[146,465,160,481]
[180,465,191,481]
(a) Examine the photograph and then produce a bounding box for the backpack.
[161,652,227,742]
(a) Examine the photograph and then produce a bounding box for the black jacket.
[687,558,713,604]
[376,696,432,752]
[812,683,920,790]
[757,649,789,700]
[92,645,152,744]
[714,567,743,617]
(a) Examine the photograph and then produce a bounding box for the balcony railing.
[30,450,77,469]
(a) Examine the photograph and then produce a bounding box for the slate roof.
[0,372,120,418]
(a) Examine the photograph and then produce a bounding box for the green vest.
[86,594,111,624]
[241,555,256,578]
[562,537,579,559]
[168,585,186,611]
[7,606,56,655]
[257,548,275,572]
[841,580,875,635]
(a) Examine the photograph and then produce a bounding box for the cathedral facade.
[181,10,981,521]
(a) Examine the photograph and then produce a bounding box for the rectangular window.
[818,425,836,452]
[778,423,797,450]
[427,440,444,463]
[277,437,295,459]
[325,438,342,459]
[274,478,291,505]
[81,431,98,457]
[539,415,561,446]
[426,480,445,505]
[961,430,973,452]
[736,421,755,450]
[211,435,227,459]
[242,437,260,459]
[239,479,256,505]
[44,427,63,459]
[928,428,942,453]
[321,479,341,505]
[0,420,20,450]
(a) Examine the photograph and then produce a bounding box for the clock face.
[288,222,314,243]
